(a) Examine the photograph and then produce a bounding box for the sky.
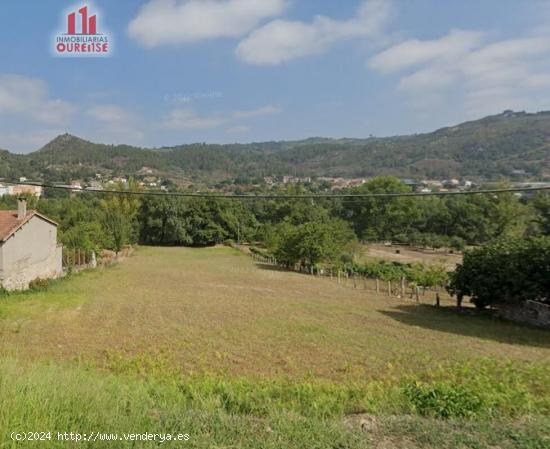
[1,0,550,153]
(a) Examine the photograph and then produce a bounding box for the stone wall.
[497,301,550,329]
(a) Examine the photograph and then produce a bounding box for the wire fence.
[250,252,458,306]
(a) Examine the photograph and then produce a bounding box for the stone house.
[0,199,62,291]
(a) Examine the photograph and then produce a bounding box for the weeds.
[403,381,483,418]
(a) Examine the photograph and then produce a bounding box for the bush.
[448,236,550,309]
[449,236,466,252]
[404,382,483,418]
[360,260,405,281]
[28,278,50,292]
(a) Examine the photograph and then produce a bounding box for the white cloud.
[161,104,282,130]
[368,30,484,73]
[236,0,393,65]
[161,108,227,130]
[232,104,281,119]
[0,75,75,125]
[369,29,550,117]
[128,0,286,47]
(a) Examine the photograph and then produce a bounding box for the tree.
[448,237,550,309]
[101,180,141,252]
[532,192,550,236]
[60,222,105,254]
[138,196,258,246]
[273,219,355,270]
[343,177,424,241]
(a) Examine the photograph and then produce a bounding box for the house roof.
[0,210,58,242]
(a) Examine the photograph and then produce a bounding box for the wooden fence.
[250,252,455,306]
[62,248,93,270]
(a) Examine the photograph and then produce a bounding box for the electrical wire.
[4,179,550,200]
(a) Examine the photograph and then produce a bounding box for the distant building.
[137,167,154,175]
[330,178,367,190]
[442,179,460,189]
[402,179,420,187]
[0,185,13,197]
[0,199,62,291]
[86,180,103,190]
[283,176,312,184]
[425,180,443,189]
[11,185,42,198]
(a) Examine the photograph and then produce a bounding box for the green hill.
[1,110,550,183]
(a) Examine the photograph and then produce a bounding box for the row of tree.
[1,178,548,293]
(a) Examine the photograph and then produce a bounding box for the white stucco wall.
[0,216,62,291]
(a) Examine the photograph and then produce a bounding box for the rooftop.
[0,210,57,242]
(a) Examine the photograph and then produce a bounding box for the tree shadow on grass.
[380,304,550,349]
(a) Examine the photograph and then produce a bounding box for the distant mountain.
[1,110,550,183]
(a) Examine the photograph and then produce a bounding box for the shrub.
[28,278,50,292]
[448,236,550,309]
[449,236,466,252]
[403,381,483,418]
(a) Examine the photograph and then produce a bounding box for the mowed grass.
[1,246,549,448]
[1,246,548,379]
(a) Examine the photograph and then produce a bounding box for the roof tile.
[0,210,51,242]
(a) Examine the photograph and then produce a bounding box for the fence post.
[388,281,392,297]
[364,276,367,290]
[337,271,341,284]
[353,275,357,289]
[401,277,406,298]
[376,278,380,294]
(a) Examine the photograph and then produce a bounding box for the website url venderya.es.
[10,431,190,443]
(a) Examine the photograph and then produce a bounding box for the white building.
[0,185,13,197]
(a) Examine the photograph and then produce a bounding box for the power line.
[4,180,550,200]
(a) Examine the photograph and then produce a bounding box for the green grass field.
[1,246,549,448]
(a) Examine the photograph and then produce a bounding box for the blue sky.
[1,0,550,153]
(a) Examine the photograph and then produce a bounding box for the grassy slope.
[1,246,549,448]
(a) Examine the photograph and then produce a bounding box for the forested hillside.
[1,110,550,183]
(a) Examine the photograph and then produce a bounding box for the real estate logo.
[53,4,112,57]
